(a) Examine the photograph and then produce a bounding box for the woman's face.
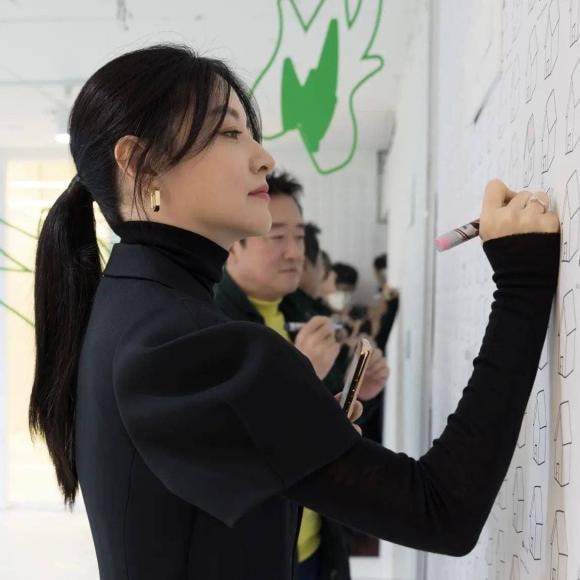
[123,90,275,250]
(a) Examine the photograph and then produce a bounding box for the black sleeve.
[113,317,359,528]
[285,233,560,557]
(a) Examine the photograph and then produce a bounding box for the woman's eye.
[223,130,242,139]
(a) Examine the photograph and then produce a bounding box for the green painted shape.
[251,0,385,175]
[281,18,339,153]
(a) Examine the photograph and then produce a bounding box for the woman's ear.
[114,135,143,179]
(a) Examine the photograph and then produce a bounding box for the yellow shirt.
[248,296,322,563]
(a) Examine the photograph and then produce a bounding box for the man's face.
[227,194,306,301]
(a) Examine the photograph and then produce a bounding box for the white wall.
[378,1,431,578]
[428,1,580,579]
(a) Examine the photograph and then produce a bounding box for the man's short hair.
[333,262,358,287]
[304,223,321,266]
[266,170,303,214]
[373,253,387,271]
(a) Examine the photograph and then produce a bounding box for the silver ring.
[527,195,548,212]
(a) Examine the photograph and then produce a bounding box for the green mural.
[0,216,111,326]
[252,0,385,174]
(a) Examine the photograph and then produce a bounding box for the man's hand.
[294,316,341,380]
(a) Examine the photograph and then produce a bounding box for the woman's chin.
[245,215,272,237]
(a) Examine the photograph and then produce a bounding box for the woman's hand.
[334,393,363,435]
[479,179,560,242]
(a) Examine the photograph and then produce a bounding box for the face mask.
[327,290,352,311]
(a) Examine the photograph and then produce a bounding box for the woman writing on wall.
[29,45,559,580]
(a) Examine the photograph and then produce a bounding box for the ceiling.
[0,0,422,149]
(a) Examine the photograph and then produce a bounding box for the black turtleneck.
[115,220,229,293]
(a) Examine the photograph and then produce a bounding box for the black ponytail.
[29,177,101,505]
[28,44,262,506]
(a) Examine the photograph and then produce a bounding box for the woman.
[29,45,560,580]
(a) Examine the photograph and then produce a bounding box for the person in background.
[214,170,388,580]
[368,253,399,351]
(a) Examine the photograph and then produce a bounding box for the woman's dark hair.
[29,44,262,506]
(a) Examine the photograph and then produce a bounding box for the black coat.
[75,222,560,579]
[75,222,358,580]
[214,276,355,580]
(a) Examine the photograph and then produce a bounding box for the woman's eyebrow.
[209,106,251,129]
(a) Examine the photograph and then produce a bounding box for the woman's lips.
[248,191,271,201]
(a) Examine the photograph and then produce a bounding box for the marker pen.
[285,321,344,332]
[435,219,480,252]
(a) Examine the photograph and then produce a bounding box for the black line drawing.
[554,401,572,486]
[533,390,547,465]
[529,0,535,12]
[566,59,580,153]
[497,477,509,510]
[511,56,521,123]
[539,336,549,370]
[513,466,525,532]
[510,555,521,580]
[561,171,580,261]
[486,535,495,566]
[550,510,567,580]
[527,26,539,101]
[528,486,543,560]
[523,114,535,187]
[541,90,557,172]
[558,289,576,378]
[518,409,528,447]
[571,0,580,46]
[497,530,506,580]
[544,0,560,78]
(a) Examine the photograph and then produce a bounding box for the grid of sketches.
[561,171,580,261]
[533,390,548,465]
[544,0,560,78]
[554,401,572,486]
[528,26,539,101]
[513,466,525,533]
[550,510,567,580]
[558,289,576,377]
[524,113,536,186]
[566,59,580,153]
[528,486,543,560]
[542,90,557,171]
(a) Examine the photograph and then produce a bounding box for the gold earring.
[150,188,160,212]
